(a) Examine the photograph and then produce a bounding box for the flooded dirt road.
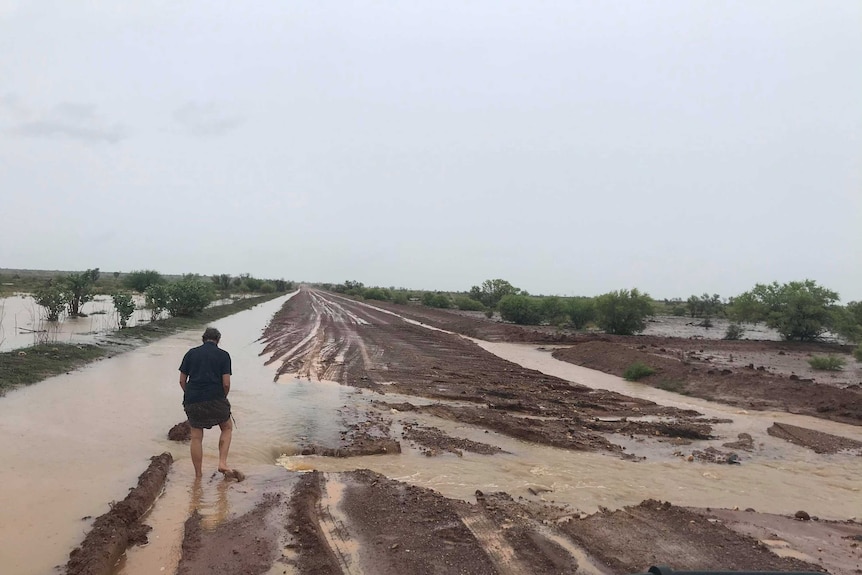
[2,289,860,574]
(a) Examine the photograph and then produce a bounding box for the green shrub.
[567,297,596,329]
[259,282,276,294]
[855,345,862,362]
[165,278,216,317]
[808,355,845,371]
[498,294,542,325]
[391,291,409,305]
[623,362,655,381]
[34,282,67,321]
[454,295,486,311]
[724,323,745,340]
[144,284,170,321]
[595,289,654,335]
[362,287,390,301]
[422,292,451,309]
[111,292,136,328]
[124,270,164,292]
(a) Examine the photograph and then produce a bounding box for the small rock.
[745,508,756,512]
[795,510,811,521]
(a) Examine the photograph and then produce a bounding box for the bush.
[730,280,839,341]
[623,362,656,381]
[469,279,521,309]
[144,284,170,321]
[854,345,862,362]
[124,270,164,292]
[594,288,654,335]
[362,287,390,301]
[259,282,276,294]
[567,297,596,329]
[454,295,486,311]
[724,323,745,340]
[391,291,409,305]
[422,292,451,309]
[34,282,67,321]
[111,292,136,328]
[540,297,567,326]
[808,355,845,371]
[498,294,542,325]
[165,278,216,317]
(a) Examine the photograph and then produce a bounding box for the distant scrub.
[808,355,845,371]
[454,295,485,311]
[623,362,655,381]
[724,323,745,340]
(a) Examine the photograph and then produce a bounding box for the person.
[179,327,243,481]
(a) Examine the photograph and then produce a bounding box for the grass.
[0,344,109,391]
[807,355,845,371]
[623,362,656,381]
[0,292,284,394]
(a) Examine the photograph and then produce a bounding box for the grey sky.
[1,1,860,300]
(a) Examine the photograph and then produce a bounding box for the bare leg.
[190,427,204,478]
[217,418,233,473]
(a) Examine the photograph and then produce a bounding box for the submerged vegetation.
[0,292,284,394]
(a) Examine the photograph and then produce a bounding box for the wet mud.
[168,420,191,441]
[175,469,841,575]
[359,299,862,425]
[552,341,862,425]
[767,422,862,455]
[260,290,715,453]
[177,493,282,575]
[401,422,506,456]
[67,453,172,575]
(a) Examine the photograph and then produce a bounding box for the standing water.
[0,295,859,575]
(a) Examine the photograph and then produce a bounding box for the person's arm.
[179,372,188,392]
[222,373,231,397]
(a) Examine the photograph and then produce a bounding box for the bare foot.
[218,468,245,482]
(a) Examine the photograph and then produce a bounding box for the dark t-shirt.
[179,341,232,405]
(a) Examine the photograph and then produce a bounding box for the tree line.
[32,269,293,328]
[321,277,862,344]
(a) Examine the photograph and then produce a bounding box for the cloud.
[172,102,243,137]
[4,99,127,143]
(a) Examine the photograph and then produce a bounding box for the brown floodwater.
[1,294,860,575]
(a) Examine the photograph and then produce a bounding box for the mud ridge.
[66,452,172,575]
[767,422,862,455]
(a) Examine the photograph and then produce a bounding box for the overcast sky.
[1,1,860,300]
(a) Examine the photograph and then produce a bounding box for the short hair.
[202,327,221,342]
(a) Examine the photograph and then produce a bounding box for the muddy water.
[0,294,157,351]
[2,296,861,575]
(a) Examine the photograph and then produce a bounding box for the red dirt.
[259,290,714,455]
[767,422,862,455]
[175,469,830,575]
[66,453,172,575]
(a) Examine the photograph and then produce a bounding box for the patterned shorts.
[184,397,231,429]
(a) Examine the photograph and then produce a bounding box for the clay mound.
[767,423,862,455]
[168,420,191,441]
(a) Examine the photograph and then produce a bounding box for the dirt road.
[163,289,860,575]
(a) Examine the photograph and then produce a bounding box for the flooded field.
[1,290,860,575]
[0,293,254,352]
